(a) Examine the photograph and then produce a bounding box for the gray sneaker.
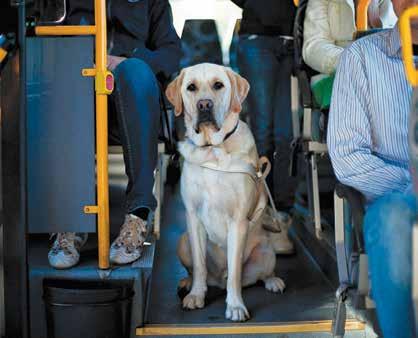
[109,214,147,265]
[48,232,88,269]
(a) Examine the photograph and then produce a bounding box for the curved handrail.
[356,0,371,31]
[400,5,418,86]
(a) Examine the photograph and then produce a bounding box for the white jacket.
[302,0,397,74]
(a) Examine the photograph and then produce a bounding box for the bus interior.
[0,0,417,338]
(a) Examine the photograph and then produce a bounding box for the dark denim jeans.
[237,35,296,210]
[110,58,160,213]
[364,193,416,338]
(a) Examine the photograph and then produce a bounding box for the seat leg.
[310,154,322,239]
[332,285,349,338]
[153,143,165,239]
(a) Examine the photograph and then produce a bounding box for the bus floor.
[141,185,370,337]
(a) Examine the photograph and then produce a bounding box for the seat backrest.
[354,28,389,40]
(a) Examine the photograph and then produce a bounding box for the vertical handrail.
[35,0,113,269]
[356,0,371,31]
[94,0,111,270]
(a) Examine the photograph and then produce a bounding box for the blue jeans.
[237,35,296,209]
[110,58,160,213]
[364,193,416,338]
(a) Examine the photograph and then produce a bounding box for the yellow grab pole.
[35,25,96,36]
[356,0,371,31]
[95,0,113,269]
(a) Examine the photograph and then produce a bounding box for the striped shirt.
[328,25,412,202]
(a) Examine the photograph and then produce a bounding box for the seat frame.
[293,0,329,239]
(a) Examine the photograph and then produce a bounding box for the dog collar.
[223,121,239,142]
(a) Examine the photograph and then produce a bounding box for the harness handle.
[258,156,271,180]
[258,156,282,233]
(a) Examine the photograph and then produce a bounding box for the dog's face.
[166,63,249,146]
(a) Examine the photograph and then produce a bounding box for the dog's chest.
[181,163,249,245]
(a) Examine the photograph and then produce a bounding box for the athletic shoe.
[48,232,88,269]
[109,214,147,265]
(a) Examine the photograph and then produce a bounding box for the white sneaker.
[109,214,147,265]
[262,207,295,255]
[48,232,88,269]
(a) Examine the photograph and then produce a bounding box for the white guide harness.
[184,126,282,233]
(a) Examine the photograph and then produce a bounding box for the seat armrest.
[296,69,313,108]
[335,183,366,253]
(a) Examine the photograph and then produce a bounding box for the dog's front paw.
[264,276,286,293]
[225,302,250,322]
[182,292,205,310]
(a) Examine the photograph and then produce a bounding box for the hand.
[107,55,127,71]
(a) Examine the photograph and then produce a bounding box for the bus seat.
[180,19,223,68]
[27,0,67,25]
[292,0,390,240]
[333,183,381,337]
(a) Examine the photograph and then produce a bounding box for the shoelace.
[50,232,76,254]
[115,216,147,249]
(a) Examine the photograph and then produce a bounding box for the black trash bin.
[43,279,134,338]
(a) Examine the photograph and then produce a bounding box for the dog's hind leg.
[177,232,193,291]
[177,232,225,291]
[242,241,286,294]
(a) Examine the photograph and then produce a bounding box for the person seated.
[302,0,397,109]
[48,0,182,269]
[231,0,297,254]
[327,0,416,336]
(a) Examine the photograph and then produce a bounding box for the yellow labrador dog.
[166,63,285,322]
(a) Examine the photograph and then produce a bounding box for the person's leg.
[364,193,416,338]
[110,58,160,264]
[237,35,278,173]
[237,36,294,253]
[112,58,160,215]
[272,38,297,211]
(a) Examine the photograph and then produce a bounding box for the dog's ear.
[226,68,250,114]
[166,70,185,116]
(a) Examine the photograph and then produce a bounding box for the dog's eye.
[187,83,197,92]
[213,81,224,90]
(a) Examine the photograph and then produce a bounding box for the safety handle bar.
[400,5,418,87]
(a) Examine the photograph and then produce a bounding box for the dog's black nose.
[197,99,214,113]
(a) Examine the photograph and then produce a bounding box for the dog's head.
[166,63,249,147]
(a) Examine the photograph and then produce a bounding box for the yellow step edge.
[136,319,365,336]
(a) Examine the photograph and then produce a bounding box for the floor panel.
[145,188,357,326]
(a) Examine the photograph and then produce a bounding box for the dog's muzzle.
[196,99,218,132]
